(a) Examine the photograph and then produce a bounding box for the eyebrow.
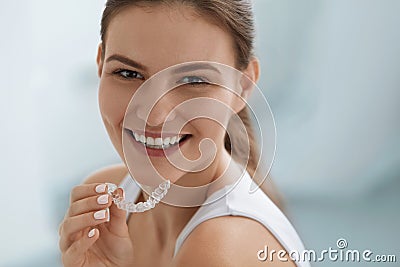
[106,54,148,71]
[171,63,221,75]
[106,54,221,75]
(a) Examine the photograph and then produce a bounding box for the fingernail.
[95,184,106,193]
[94,209,107,220]
[97,194,109,205]
[88,228,96,238]
[106,207,110,222]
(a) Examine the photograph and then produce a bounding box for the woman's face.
[97,4,247,184]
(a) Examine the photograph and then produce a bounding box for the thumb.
[107,188,129,236]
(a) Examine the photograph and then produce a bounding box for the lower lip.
[126,130,190,157]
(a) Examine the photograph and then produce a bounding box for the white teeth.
[131,131,187,149]
[163,137,170,145]
[134,132,140,141]
[155,138,163,146]
[170,136,177,144]
[147,137,154,145]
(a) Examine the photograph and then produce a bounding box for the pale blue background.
[1,0,399,266]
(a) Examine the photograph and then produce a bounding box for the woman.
[59,0,309,266]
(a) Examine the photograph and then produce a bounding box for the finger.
[60,209,109,251]
[107,188,129,236]
[59,226,89,253]
[70,183,108,203]
[68,194,111,217]
[63,209,110,236]
[62,228,99,266]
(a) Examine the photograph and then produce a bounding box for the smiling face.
[97,4,250,186]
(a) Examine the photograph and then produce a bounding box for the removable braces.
[105,180,170,213]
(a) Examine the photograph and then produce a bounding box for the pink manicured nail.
[94,210,107,220]
[95,184,106,193]
[88,228,96,238]
[97,194,109,205]
[106,208,110,222]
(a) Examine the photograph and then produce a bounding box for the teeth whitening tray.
[106,180,170,213]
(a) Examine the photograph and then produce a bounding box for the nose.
[136,94,177,127]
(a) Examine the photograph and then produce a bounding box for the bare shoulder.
[83,163,128,186]
[172,216,296,267]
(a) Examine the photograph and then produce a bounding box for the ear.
[233,57,260,113]
[240,56,260,100]
[96,43,104,77]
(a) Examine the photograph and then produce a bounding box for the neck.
[139,149,238,246]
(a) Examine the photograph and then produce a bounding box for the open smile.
[124,129,192,157]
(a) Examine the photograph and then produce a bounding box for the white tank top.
[118,171,310,267]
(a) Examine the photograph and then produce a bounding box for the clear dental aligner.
[105,180,171,213]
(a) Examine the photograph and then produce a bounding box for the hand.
[59,183,135,267]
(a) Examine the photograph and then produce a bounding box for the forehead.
[104,4,236,74]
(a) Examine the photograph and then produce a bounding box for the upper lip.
[125,128,189,138]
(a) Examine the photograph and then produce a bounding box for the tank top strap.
[118,172,310,267]
[173,172,311,267]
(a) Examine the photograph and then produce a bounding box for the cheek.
[98,79,131,128]
[182,89,236,139]
[192,119,227,143]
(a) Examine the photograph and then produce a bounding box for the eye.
[178,76,210,86]
[113,69,145,80]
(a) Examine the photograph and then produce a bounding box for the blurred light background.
[1,0,399,266]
